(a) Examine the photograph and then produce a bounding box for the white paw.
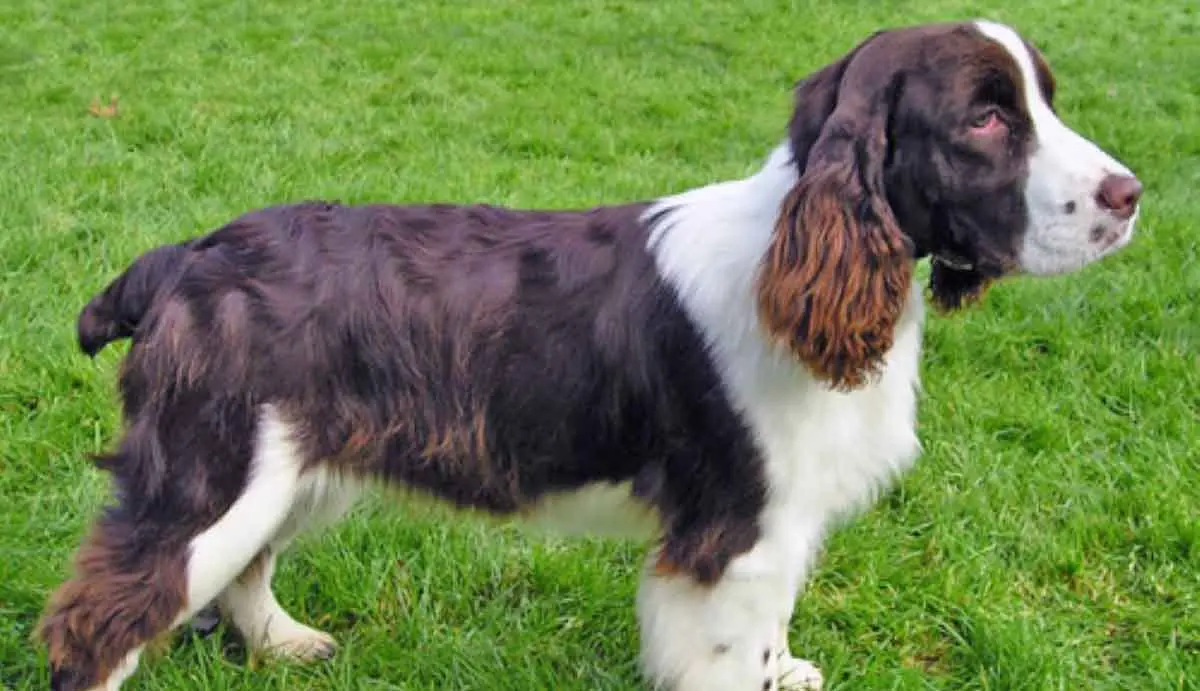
[777,653,823,690]
[258,620,338,661]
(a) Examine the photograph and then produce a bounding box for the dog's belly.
[519,481,661,540]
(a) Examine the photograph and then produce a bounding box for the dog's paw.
[777,653,822,690]
[259,622,338,662]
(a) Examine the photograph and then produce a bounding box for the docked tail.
[77,242,192,356]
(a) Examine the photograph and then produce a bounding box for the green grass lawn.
[1,1,1197,689]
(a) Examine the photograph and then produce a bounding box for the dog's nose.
[1095,174,1143,220]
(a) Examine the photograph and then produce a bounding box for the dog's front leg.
[635,519,824,691]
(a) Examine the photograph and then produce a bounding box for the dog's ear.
[757,42,914,391]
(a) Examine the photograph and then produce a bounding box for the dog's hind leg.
[217,470,360,661]
[217,546,337,661]
[38,404,308,690]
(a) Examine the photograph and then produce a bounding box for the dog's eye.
[969,109,1005,134]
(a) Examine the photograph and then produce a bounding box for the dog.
[38,19,1142,691]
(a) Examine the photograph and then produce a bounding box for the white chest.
[733,284,926,524]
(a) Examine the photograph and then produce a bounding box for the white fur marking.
[637,547,793,691]
[274,466,362,551]
[642,142,924,688]
[215,465,359,658]
[182,405,304,623]
[82,646,142,691]
[646,141,923,530]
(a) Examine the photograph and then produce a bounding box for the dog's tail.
[77,242,192,357]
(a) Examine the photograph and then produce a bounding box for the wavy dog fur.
[758,163,913,391]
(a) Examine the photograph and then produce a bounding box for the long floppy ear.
[757,45,914,391]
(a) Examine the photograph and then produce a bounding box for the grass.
[0,0,1197,689]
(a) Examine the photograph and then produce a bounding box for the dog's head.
[756,20,1142,390]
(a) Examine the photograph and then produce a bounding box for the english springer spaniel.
[39,20,1141,691]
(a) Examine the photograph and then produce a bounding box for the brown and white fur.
[39,20,1142,691]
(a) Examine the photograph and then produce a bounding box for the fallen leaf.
[88,95,119,119]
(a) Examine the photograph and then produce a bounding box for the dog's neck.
[646,140,925,384]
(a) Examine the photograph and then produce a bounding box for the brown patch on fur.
[654,520,760,585]
[420,409,489,463]
[341,427,375,459]
[214,291,252,381]
[653,551,681,578]
[757,163,913,391]
[143,298,209,391]
[37,518,187,689]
